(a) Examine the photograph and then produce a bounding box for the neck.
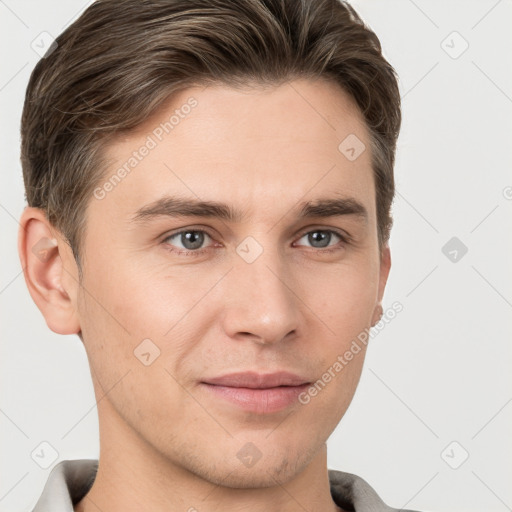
[74,397,343,512]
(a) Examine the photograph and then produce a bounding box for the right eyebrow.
[130,196,245,224]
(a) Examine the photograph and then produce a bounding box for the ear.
[370,244,391,327]
[17,207,81,335]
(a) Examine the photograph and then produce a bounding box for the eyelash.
[161,227,351,257]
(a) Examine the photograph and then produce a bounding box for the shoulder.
[31,459,98,512]
[328,469,423,512]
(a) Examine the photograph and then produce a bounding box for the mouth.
[200,371,311,414]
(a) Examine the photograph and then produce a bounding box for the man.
[18,0,413,510]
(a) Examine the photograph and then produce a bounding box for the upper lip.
[202,371,311,389]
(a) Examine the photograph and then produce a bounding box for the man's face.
[71,78,390,486]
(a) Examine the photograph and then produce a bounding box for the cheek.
[77,254,217,388]
[292,346,367,450]
[76,254,160,386]
[76,267,198,436]
[81,249,183,339]
[295,259,377,409]
[303,259,379,338]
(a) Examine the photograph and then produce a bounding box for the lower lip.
[200,383,310,414]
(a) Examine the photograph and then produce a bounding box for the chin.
[199,459,299,489]
[178,440,320,490]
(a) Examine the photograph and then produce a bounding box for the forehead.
[93,78,374,225]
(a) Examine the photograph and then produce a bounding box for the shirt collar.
[32,459,403,512]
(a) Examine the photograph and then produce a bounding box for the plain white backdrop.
[1,1,511,511]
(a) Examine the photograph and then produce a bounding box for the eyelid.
[295,225,352,243]
[161,225,352,255]
[160,226,217,251]
[162,224,352,241]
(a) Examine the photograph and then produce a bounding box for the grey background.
[1,1,511,511]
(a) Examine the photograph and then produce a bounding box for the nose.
[219,243,300,346]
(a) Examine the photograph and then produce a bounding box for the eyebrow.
[130,194,368,225]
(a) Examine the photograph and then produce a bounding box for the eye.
[162,229,214,254]
[294,229,347,251]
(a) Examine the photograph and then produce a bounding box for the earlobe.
[371,303,383,327]
[17,207,81,336]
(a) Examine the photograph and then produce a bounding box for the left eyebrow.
[298,196,368,224]
[129,194,368,225]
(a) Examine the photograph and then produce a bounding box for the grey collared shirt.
[31,459,421,512]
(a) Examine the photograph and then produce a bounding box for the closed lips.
[202,371,311,388]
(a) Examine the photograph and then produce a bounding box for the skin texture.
[18,78,391,512]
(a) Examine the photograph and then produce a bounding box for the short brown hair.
[20,0,401,275]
